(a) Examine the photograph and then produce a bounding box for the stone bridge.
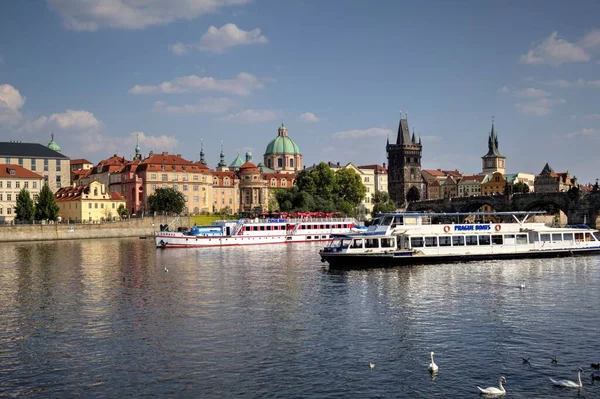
[406,191,600,228]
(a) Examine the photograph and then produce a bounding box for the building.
[0,136,70,192]
[457,175,486,197]
[0,164,44,223]
[357,163,389,195]
[55,181,126,222]
[480,121,506,175]
[482,172,506,195]
[263,124,303,173]
[80,154,128,188]
[505,172,536,192]
[70,158,94,171]
[386,115,423,207]
[534,163,577,193]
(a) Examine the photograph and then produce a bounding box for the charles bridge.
[406,191,600,228]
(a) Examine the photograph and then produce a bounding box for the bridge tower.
[386,114,423,208]
[481,119,506,175]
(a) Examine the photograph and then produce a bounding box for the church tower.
[481,119,506,175]
[386,114,423,208]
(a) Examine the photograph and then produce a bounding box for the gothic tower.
[386,114,423,208]
[480,119,506,175]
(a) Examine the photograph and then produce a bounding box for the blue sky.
[1,0,600,183]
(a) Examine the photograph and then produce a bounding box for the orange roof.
[422,169,446,177]
[460,175,486,182]
[55,183,124,202]
[70,158,93,165]
[72,169,91,177]
[0,164,43,179]
[443,170,462,177]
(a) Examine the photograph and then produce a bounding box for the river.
[1,238,599,398]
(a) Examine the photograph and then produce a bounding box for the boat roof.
[373,211,547,217]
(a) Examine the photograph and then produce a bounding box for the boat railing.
[230,219,246,236]
[241,217,356,224]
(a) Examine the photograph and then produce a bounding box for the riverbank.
[0,216,190,243]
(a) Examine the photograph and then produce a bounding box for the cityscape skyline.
[1,1,600,182]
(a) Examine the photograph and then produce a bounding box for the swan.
[428,351,438,373]
[369,363,375,369]
[164,267,169,273]
[477,376,506,396]
[550,367,583,388]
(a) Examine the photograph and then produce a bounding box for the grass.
[190,215,235,225]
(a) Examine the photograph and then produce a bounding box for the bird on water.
[428,352,438,373]
[550,367,583,389]
[477,376,506,396]
[164,267,169,273]
[369,363,375,369]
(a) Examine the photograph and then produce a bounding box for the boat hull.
[155,233,338,248]
[320,247,600,269]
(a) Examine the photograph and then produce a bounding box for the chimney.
[383,162,386,169]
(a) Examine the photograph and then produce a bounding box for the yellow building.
[481,172,506,195]
[55,181,126,222]
[0,164,45,223]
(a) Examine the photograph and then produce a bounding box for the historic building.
[534,163,577,193]
[481,121,506,175]
[55,181,126,222]
[386,115,423,207]
[263,124,302,173]
[80,154,128,188]
[482,172,507,195]
[457,175,486,197]
[70,158,93,171]
[357,163,388,196]
[0,164,44,223]
[0,135,70,192]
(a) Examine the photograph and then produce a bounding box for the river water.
[1,238,599,398]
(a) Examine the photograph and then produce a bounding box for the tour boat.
[319,211,600,268]
[155,213,364,248]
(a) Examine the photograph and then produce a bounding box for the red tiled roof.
[72,169,91,177]
[70,158,93,165]
[0,164,44,179]
[422,169,446,177]
[55,183,124,202]
[460,175,486,182]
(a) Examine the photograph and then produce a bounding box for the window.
[425,236,437,247]
[7,194,11,201]
[95,203,98,208]
[278,158,283,168]
[0,194,2,200]
[183,185,188,191]
[173,174,178,181]
[290,158,294,168]
[516,234,528,245]
[491,235,503,245]
[101,203,104,209]
[183,174,188,181]
[193,196,199,202]
[452,236,465,246]
[44,159,49,171]
[439,236,451,247]
[351,239,363,249]
[4,157,9,164]
[381,238,394,248]
[151,184,157,190]
[24,181,29,188]
[56,161,61,172]
[33,194,38,202]
[552,233,562,242]
[16,181,20,189]
[466,235,478,246]
[89,203,92,209]
[411,237,424,247]
[173,184,178,191]
[193,175,199,181]
[33,182,37,189]
[540,234,551,242]
[563,233,574,241]
[7,181,11,188]
[478,235,491,245]
[193,185,199,191]
[56,176,61,188]
[18,157,23,166]
[7,207,11,215]
[112,203,115,208]
[365,238,379,248]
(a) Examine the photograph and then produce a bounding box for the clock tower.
[481,120,506,175]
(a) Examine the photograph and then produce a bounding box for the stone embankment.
[0,216,190,243]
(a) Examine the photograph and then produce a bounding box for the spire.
[411,127,416,144]
[218,141,226,167]
[135,132,141,158]
[418,135,422,145]
[396,114,411,145]
[483,117,503,158]
[199,138,206,165]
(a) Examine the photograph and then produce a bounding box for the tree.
[147,187,186,214]
[117,204,129,218]
[34,184,60,221]
[372,191,397,214]
[15,188,35,223]
[512,182,530,194]
[335,168,366,206]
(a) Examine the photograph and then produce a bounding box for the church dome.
[264,124,301,156]
[48,133,61,152]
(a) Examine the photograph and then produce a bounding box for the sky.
[1,0,600,183]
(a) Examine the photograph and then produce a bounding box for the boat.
[155,213,365,248]
[319,211,600,268]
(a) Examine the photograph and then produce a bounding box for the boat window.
[466,235,478,246]
[260,226,265,231]
[563,233,574,241]
[351,239,364,248]
[552,233,562,242]
[585,233,592,241]
[365,238,379,248]
[340,239,352,248]
[381,238,394,248]
[491,235,503,245]
[478,235,491,245]
[575,232,584,241]
[540,234,551,242]
[452,236,465,246]
[382,216,394,226]
[425,236,437,247]
[392,216,403,226]
[371,217,381,226]
[504,234,515,239]
[411,237,424,247]
[516,234,528,245]
[439,236,451,247]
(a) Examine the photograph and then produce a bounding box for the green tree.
[34,184,60,221]
[147,187,186,214]
[513,182,530,194]
[15,188,35,223]
[372,191,397,214]
[117,204,129,218]
[334,168,366,206]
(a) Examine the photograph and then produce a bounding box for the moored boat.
[155,213,364,248]
[320,211,600,268]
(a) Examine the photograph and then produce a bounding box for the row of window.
[86,202,117,209]
[0,193,39,202]
[410,234,528,248]
[0,181,39,189]
[6,158,63,172]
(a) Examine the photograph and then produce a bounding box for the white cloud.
[583,113,600,120]
[298,112,319,123]
[218,109,276,123]
[129,131,179,153]
[0,84,25,124]
[516,88,551,98]
[565,128,600,139]
[129,72,263,96]
[153,98,234,114]
[544,78,600,88]
[48,0,250,31]
[515,98,565,116]
[172,23,267,54]
[332,127,393,139]
[519,31,591,65]
[580,29,600,49]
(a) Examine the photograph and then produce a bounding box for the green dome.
[229,152,244,168]
[48,133,61,152]
[264,124,301,155]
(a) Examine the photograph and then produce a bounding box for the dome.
[48,133,61,152]
[264,124,301,155]
[229,152,244,168]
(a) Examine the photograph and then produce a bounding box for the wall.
[0,215,190,243]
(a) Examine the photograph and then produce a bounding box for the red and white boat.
[155,212,365,248]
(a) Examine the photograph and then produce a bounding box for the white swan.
[477,376,506,396]
[369,362,375,369]
[428,351,438,373]
[550,368,583,388]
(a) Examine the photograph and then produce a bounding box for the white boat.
[155,214,364,248]
[319,212,600,268]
